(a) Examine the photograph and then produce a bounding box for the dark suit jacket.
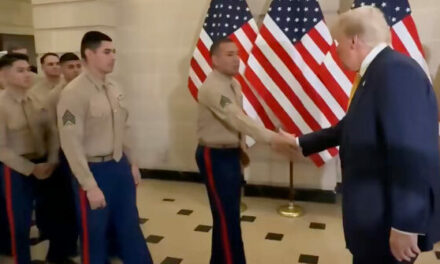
[300,47,440,256]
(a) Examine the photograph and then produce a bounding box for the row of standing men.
[0,31,153,264]
[0,29,296,264]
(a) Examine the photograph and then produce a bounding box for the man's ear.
[84,49,94,60]
[351,35,358,48]
[211,54,218,68]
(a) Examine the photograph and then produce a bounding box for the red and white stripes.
[391,15,431,80]
[245,16,354,166]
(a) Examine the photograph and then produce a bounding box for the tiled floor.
[1,179,439,264]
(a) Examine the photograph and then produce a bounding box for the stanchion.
[277,161,303,217]
[240,201,248,213]
[240,185,247,212]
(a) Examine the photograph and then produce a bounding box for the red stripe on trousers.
[79,188,90,264]
[203,148,233,264]
[3,167,17,264]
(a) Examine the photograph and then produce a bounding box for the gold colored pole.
[240,201,248,213]
[240,186,247,213]
[277,162,303,217]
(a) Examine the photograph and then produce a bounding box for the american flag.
[245,0,355,166]
[353,0,430,79]
[188,0,276,136]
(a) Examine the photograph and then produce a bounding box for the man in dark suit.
[282,6,440,264]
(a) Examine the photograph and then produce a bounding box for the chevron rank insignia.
[62,110,76,126]
[220,95,232,108]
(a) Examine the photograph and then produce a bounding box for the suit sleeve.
[377,62,438,233]
[298,118,344,156]
[198,85,276,143]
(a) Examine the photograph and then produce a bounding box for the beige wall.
[31,0,116,55]
[31,0,440,190]
[0,0,33,35]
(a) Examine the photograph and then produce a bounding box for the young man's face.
[86,41,116,74]
[212,42,240,76]
[42,55,61,78]
[3,60,33,90]
[62,60,82,83]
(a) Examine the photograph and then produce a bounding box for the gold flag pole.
[240,200,248,213]
[241,168,248,213]
[277,161,303,217]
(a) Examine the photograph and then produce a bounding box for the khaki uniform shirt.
[197,70,275,146]
[0,87,59,176]
[30,76,62,103]
[57,70,136,191]
[46,78,67,114]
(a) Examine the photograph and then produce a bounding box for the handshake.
[269,129,304,160]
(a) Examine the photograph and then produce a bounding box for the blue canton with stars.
[203,0,253,41]
[353,0,412,26]
[268,0,324,43]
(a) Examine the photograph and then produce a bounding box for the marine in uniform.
[0,53,59,264]
[196,38,292,264]
[46,52,82,111]
[31,52,62,102]
[57,31,152,264]
[42,52,83,263]
[29,52,62,245]
[0,55,10,257]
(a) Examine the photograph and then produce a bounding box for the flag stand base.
[277,161,304,218]
[278,201,303,218]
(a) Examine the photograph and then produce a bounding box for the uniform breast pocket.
[6,112,27,131]
[6,118,30,141]
[89,95,111,118]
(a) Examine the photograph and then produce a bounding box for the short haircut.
[0,53,29,70]
[209,38,234,57]
[40,52,59,65]
[60,52,80,64]
[332,6,390,48]
[80,31,112,59]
